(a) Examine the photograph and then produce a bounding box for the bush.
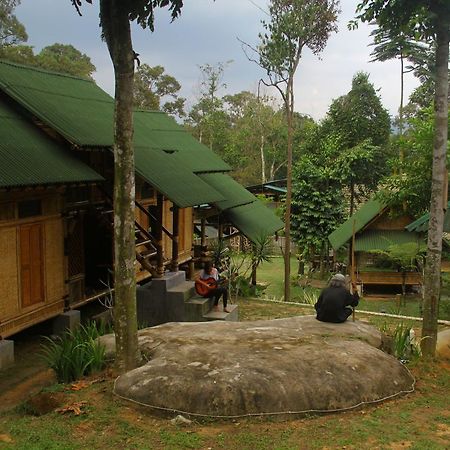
[41,322,107,383]
[391,323,420,361]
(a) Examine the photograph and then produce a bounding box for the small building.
[0,60,283,339]
[328,198,424,292]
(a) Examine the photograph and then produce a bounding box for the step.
[166,280,195,302]
[184,295,215,320]
[151,271,186,292]
[203,304,239,322]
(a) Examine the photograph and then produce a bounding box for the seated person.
[315,273,359,323]
[196,260,229,313]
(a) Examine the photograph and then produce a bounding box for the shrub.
[41,322,106,383]
[392,323,420,361]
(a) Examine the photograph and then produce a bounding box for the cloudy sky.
[16,0,420,121]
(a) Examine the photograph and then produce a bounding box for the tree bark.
[284,76,294,302]
[260,133,266,184]
[421,10,449,357]
[100,0,139,371]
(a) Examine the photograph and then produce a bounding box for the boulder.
[436,328,450,360]
[107,316,414,417]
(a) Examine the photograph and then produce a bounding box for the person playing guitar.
[195,260,229,313]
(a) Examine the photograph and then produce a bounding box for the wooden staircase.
[96,195,169,278]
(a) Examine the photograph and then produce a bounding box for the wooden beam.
[156,193,164,278]
[171,205,179,272]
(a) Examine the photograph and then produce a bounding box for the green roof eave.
[328,198,387,251]
[134,147,224,208]
[198,173,255,211]
[224,201,284,243]
[405,202,450,233]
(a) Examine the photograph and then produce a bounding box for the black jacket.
[314,286,359,323]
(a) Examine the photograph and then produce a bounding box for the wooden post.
[200,217,206,260]
[351,219,356,321]
[156,193,164,278]
[218,219,223,240]
[171,205,179,272]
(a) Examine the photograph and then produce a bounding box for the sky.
[15,0,420,121]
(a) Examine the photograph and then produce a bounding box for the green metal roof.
[328,198,386,250]
[224,201,284,243]
[0,62,230,172]
[405,202,450,233]
[135,147,224,208]
[198,173,255,211]
[134,111,230,173]
[0,100,103,188]
[0,60,114,146]
[355,230,423,252]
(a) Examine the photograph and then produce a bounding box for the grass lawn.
[0,257,449,449]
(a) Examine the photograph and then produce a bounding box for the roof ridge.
[0,59,96,84]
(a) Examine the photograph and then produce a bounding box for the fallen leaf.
[0,434,13,443]
[56,401,88,416]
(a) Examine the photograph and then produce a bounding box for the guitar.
[195,277,218,296]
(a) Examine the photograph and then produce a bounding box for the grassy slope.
[0,257,449,449]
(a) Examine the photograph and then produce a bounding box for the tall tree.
[0,43,96,79]
[133,64,185,118]
[354,0,450,357]
[0,44,35,65]
[0,0,27,47]
[369,28,424,137]
[37,43,96,78]
[72,0,183,372]
[291,154,344,276]
[223,91,286,184]
[325,72,391,214]
[187,61,231,149]
[249,0,340,302]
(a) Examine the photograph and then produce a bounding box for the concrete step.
[184,295,214,321]
[203,304,239,322]
[166,280,195,302]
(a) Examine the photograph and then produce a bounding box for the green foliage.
[368,242,426,272]
[251,234,273,270]
[0,0,27,47]
[0,43,96,79]
[291,155,344,260]
[258,0,340,80]
[0,44,34,64]
[327,72,391,149]
[133,64,185,118]
[41,322,107,383]
[392,323,421,360]
[37,43,96,78]
[379,107,450,215]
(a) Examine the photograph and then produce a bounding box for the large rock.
[436,328,450,360]
[106,316,414,417]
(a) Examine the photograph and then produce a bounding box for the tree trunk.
[100,0,139,371]
[284,77,294,302]
[421,12,449,357]
[399,52,404,139]
[260,133,266,184]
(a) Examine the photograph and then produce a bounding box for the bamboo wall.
[0,190,66,338]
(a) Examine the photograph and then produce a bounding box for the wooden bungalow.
[0,60,283,338]
[328,198,424,293]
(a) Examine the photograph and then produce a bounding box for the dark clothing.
[315,286,359,323]
[205,286,228,308]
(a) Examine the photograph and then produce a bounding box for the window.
[18,199,42,218]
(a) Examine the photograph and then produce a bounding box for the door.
[20,223,45,308]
